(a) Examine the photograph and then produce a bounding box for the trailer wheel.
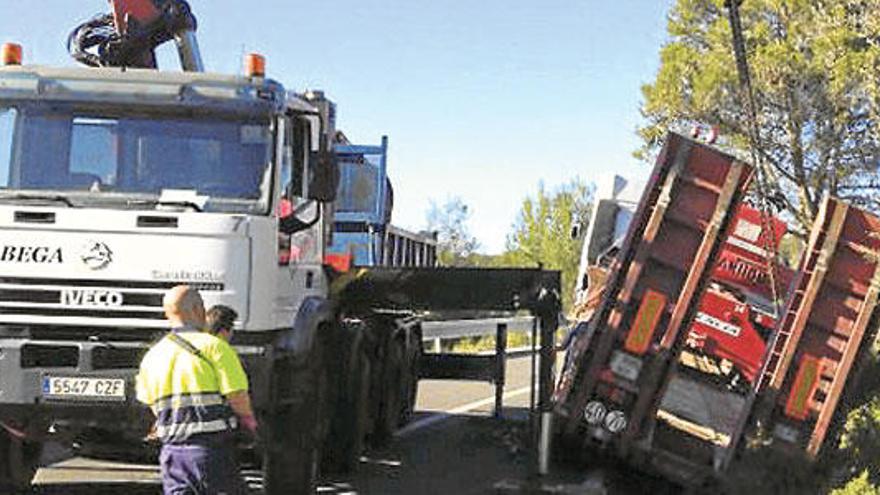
[263,341,328,495]
[0,428,41,493]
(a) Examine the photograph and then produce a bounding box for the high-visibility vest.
[136,329,249,444]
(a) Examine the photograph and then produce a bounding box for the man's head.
[206,305,238,342]
[162,285,206,329]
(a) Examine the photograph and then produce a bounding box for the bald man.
[136,286,256,495]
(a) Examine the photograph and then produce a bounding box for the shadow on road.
[34,408,680,494]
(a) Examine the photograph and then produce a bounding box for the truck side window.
[279,119,293,200]
[290,117,308,198]
[278,115,321,265]
[0,108,17,187]
[280,116,308,201]
[278,118,294,265]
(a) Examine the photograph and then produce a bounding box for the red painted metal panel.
[712,204,792,301]
[686,289,768,383]
[110,0,161,32]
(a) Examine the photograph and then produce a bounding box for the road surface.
[32,354,673,494]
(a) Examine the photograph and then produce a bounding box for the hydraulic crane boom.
[68,0,203,71]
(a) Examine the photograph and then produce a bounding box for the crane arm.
[68,0,202,71]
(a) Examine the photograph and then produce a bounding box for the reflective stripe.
[151,393,225,413]
[150,392,237,443]
[155,416,238,443]
[156,403,234,427]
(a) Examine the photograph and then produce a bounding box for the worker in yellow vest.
[136,286,257,495]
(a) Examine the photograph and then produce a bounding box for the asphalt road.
[31,354,672,494]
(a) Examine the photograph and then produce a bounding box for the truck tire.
[263,403,316,495]
[323,344,370,473]
[398,338,421,426]
[372,338,405,447]
[263,342,328,495]
[0,428,41,493]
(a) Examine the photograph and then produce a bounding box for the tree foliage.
[838,395,880,483]
[426,196,480,266]
[831,471,880,495]
[503,180,593,310]
[639,0,880,231]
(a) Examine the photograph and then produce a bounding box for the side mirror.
[307,150,340,202]
[570,222,582,240]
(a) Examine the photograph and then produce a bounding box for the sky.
[1,0,673,253]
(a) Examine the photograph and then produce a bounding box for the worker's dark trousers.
[160,438,243,495]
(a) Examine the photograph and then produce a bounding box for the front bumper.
[0,336,277,440]
[0,338,153,440]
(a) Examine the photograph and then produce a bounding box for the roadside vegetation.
[446,331,532,354]
[638,0,880,235]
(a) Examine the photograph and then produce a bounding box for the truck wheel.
[263,404,317,495]
[399,339,421,426]
[323,346,371,473]
[372,338,405,447]
[263,343,327,495]
[0,428,41,493]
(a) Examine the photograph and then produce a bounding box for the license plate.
[42,377,126,401]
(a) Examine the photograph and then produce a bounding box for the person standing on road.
[136,286,258,495]
[206,304,238,342]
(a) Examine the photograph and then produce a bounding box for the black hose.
[67,13,117,67]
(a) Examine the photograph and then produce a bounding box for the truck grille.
[0,277,224,321]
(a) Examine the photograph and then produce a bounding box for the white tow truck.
[0,2,424,493]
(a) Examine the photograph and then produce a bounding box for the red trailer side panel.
[760,197,880,457]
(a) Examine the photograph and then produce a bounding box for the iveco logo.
[80,241,113,270]
[60,289,124,307]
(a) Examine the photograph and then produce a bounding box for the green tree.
[504,179,593,311]
[426,196,480,266]
[831,471,880,495]
[639,0,880,231]
[837,395,880,485]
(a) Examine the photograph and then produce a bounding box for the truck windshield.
[0,106,274,213]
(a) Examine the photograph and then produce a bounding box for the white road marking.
[395,386,532,438]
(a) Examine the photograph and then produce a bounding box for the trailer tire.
[0,428,41,494]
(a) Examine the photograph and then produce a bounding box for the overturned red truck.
[554,132,880,485]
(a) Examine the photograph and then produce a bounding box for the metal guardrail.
[419,319,516,418]
[418,316,538,418]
